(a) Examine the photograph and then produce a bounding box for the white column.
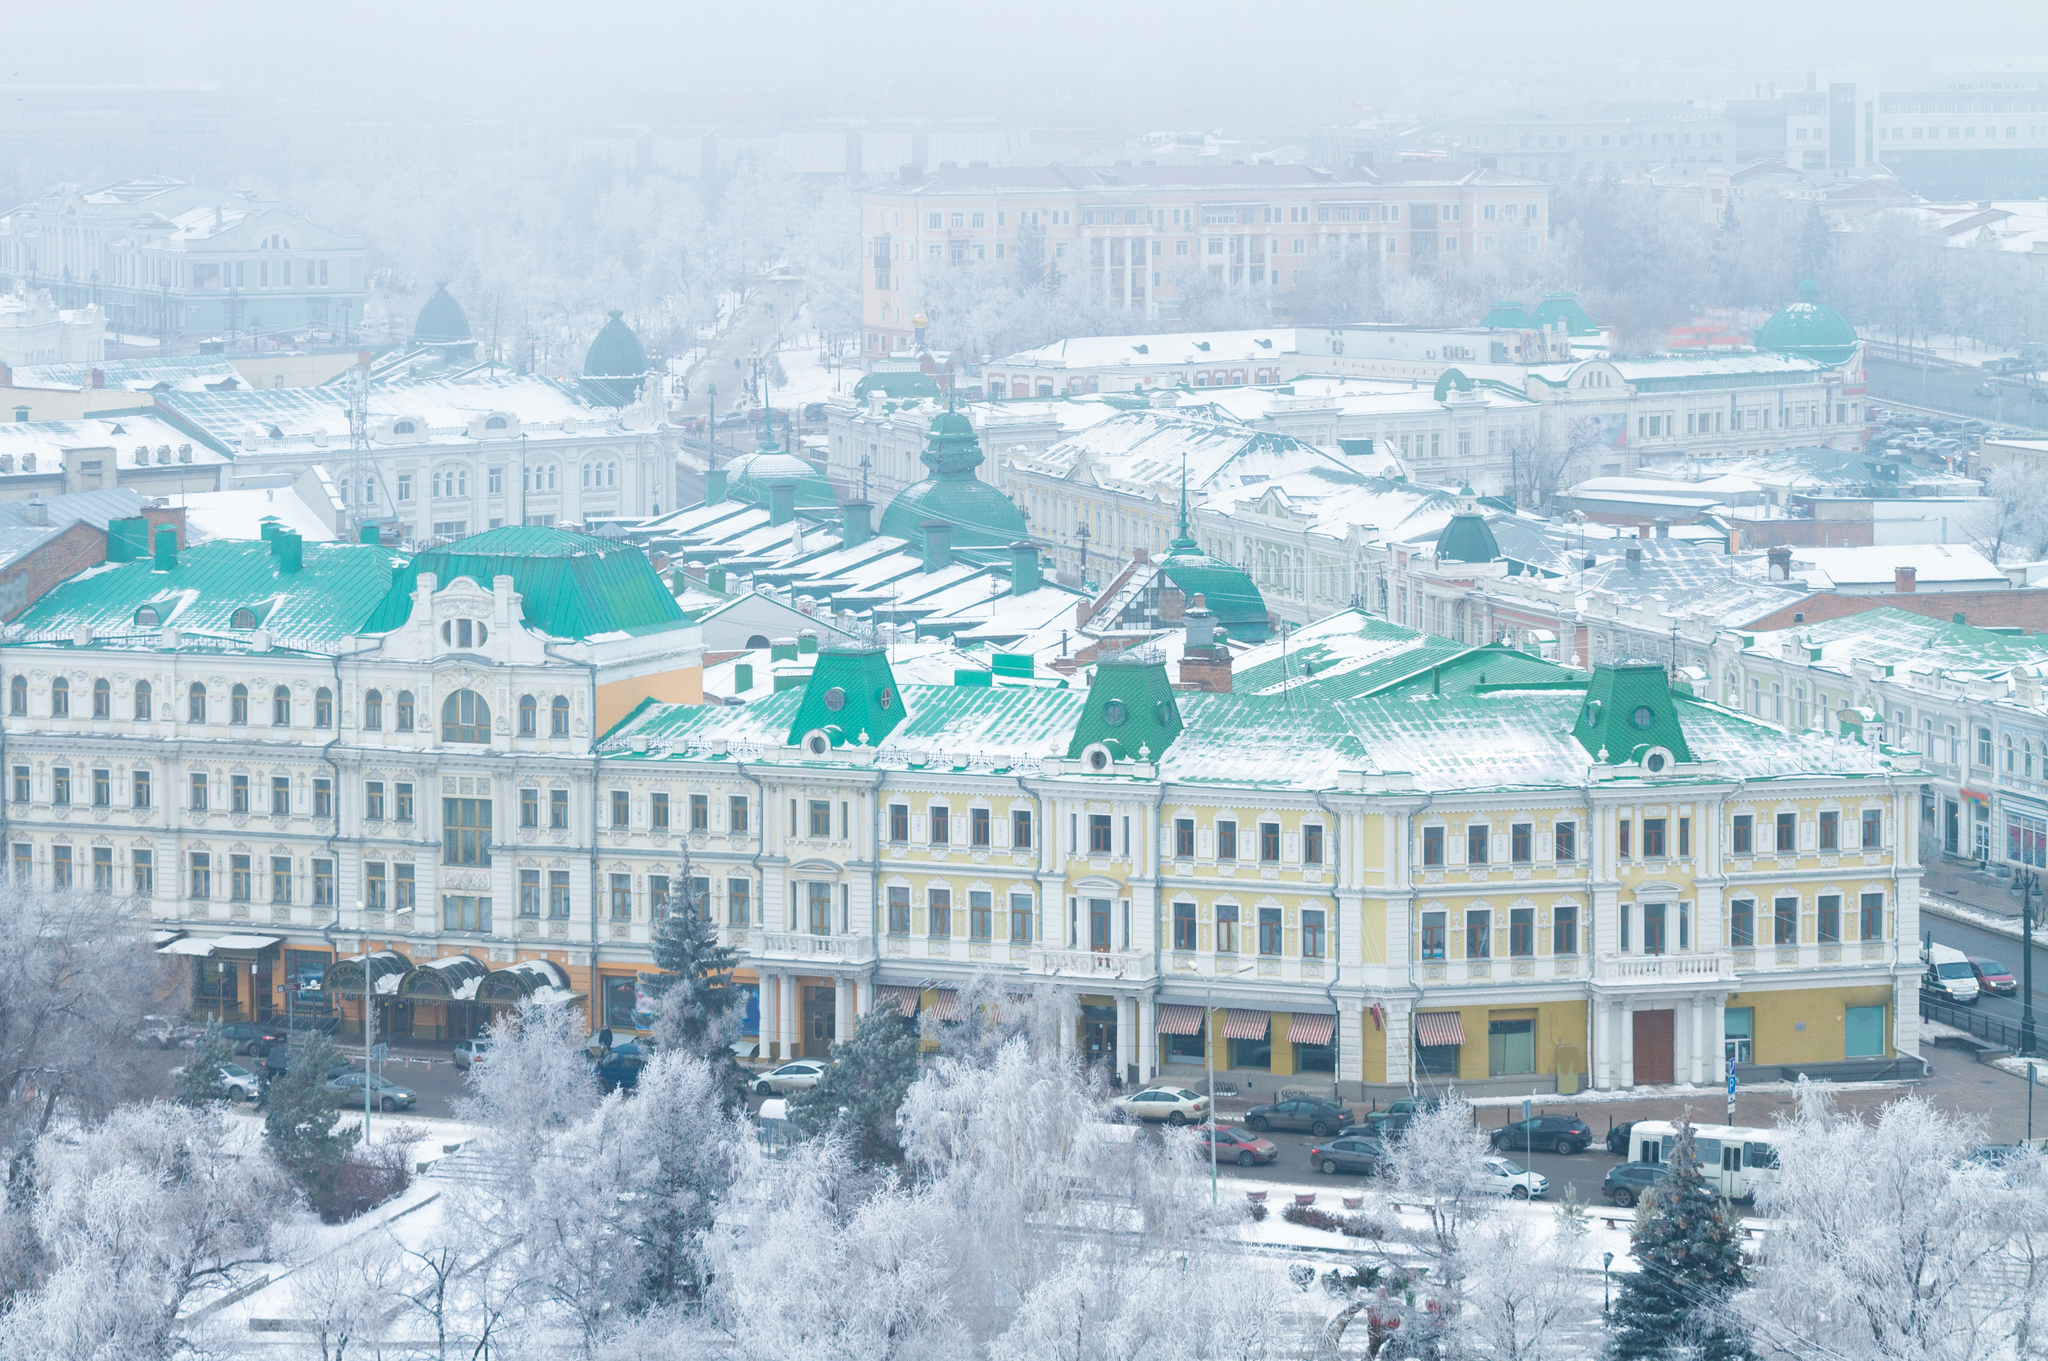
[1689,994,1707,1086]
[1620,998,1636,1088]
[778,973,799,1060]
[758,971,778,1060]
[1337,1000,1366,1101]
[1138,991,1157,1081]
[834,974,854,1053]
[851,972,868,1019]
[1386,1000,1413,1088]
[1115,994,1135,1083]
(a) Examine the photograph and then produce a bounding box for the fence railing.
[1922,993,2040,1055]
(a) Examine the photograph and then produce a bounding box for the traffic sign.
[370,1043,388,1062]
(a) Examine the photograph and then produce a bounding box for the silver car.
[452,1038,492,1071]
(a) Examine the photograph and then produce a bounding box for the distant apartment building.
[1875,80,2048,200]
[1450,103,1739,181]
[0,179,366,342]
[859,162,1549,356]
[0,291,104,367]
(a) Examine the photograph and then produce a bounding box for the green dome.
[1157,540,1268,643]
[1435,510,1500,564]
[877,409,1027,555]
[1755,281,1858,365]
[413,283,472,347]
[581,310,649,406]
[725,449,839,509]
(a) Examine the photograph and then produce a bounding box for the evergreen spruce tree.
[648,850,748,1102]
[1608,1116,1752,1361]
[174,1019,236,1106]
[787,1004,920,1167]
[262,1031,359,1206]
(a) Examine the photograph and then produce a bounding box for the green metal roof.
[581,311,648,406]
[1066,650,1184,764]
[1531,291,1599,337]
[1157,539,1267,642]
[785,647,905,749]
[1754,281,1858,366]
[877,409,1028,554]
[724,449,840,509]
[852,371,943,400]
[1571,661,1694,765]
[1482,300,1535,329]
[413,284,471,346]
[1435,511,1501,564]
[362,525,687,640]
[11,539,408,654]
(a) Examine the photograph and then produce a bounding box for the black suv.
[1605,1120,1637,1156]
[1602,1162,1720,1208]
[1489,1115,1594,1156]
[1244,1096,1354,1137]
[220,1020,289,1055]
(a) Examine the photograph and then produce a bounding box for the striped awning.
[1222,1009,1270,1041]
[929,989,962,1021]
[1414,1012,1466,1047]
[1156,1003,1205,1036]
[874,985,921,1018]
[1287,1013,1335,1047]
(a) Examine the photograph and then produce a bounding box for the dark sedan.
[1244,1096,1354,1137]
[1308,1135,1392,1176]
[1606,1120,1637,1156]
[220,1021,289,1055]
[1490,1115,1594,1156]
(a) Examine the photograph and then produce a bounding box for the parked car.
[133,1015,183,1048]
[169,1061,261,1101]
[713,410,750,428]
[595,1040,652,1094]
[1113,1086,1211,1125]
[801,402,827,421]
[324,1072,417,1111]
[1244,1096,1354,1137]
[1606,1120,1637,1156]
[1189,1124,1278,1166]
[752,1060,829,1097]
[262,1043,354,1082]
[1308,1135,1393,1176]
[1602,1161,1721,1207]
[1489,1114,1595,1156]
[220,1021,290,1055]
[1923,943,1981,1004]
[1968,956,2019,997]
[453,1037,493,1071]
[1481,1156,1548,1200]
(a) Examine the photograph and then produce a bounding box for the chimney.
[769,637,799,662]
[767,481,796,526]
[840,499,872,547]
[1767,546,1792,581]
[152,524,178,571]
[12,406,26,423]
[708,565,728,593]
[23,494,46,527]
[1895,565,1917,593]
[272,529,302,573]
[921,519,952,573]
[703,466,729,504]
[2018,667,2043,708]
[105,516,148,563]
[1637,523,1650,539]
[732,661,754,692]
[89,367,104,390]
[1625,545,1643,574]
[1009,540,1041,596]
[0,361,11,387]
[1654,517,1670,539]
[1177,609,1233,693]
[798,629,819,656]
[358,522,382,545]
[1183,604,1216,652]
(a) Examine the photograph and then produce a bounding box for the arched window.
[272,686,291,726]
[485,415,507,430]
[550,695,569,737]
[188,682,206,723]
[440,619,487,648]
[314,687,333,728]
[91,678,110,719]
[134,680,152,721]
[8,676,23,715]
[393,420,416,435]
[745,634,770,649]
[230,607,258,629]
[441,690,491,743]
[50,677,68,717]
[396,691,415,732]
[134,605,160,626]
[363,689,383,731]
[518,694,537,736]
[230,684,248,725]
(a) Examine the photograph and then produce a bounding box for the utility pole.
[2022,868,2039,1058]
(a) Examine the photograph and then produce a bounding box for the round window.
[1102,699,1127,727]
[1646,752,1668,772]
[1088,749,1109,771]
[807,735,828,755]
[877,688,894,710]
[1583,701,1602,726]
[1631,705,1655,730]
[823,686,846,712]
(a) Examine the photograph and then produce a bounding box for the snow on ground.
[1864,329,2024,365]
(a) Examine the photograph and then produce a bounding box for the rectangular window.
[131,769,154,809]
[1510,822,1532,863]
[1862,808,1882,849]
[443,797,492,865]
[1819,810,1838,851]
[728,795,749,833]
[271,856,291,903]
[1553,904,1578,955]
[927,887,952,940]
[970,890,993,941]
[364,862,385,909]
[610,873,633,920]
[520,787,538,828]
[1774,896,1798,945]
[51,846,70,889]
[1776,813,1797,852]
[1421,910,1447,959]
[809,799,831,838]
[91,845,112,891]
[1174,818,1196,858]
[1258,906,1283,955]
[930,806,951,845]
[364,780,384,820]
[1260,821,1281,862]
[1302,908,1326,958]
[1554,820,1576,861]
[1642,902,1666,954]
[312,778,330,819]
[1467,824,1490,865]
[550,789,568,829]
[394,863,416,913]
[1089,814,1112,854]
[1642,817,1666,858]
[1218,819,1238,860]
[91,768,109,807]
[1303,823,1324,865]
[1818,894,1841,944]
[190,851,212,899]
[887,885,910,936]
[889,803,909,842]
[519,869,541,917]
[1215,903,1239,953]
[9,766,24,803]
[1731,899,1755,947]
[1010,892,1033,944]
[651,792,670,830]
[11,843,28,884]
[271,776,290,816]
[1733,814,1753,854]
[230,854,251,901]
[1861,891,1885,940]
[548,870,570,918]
[1618,818,1631,858]
[1011,808,1032,849]
[443,895,491,932]
[1510,907,1535,956]
[611,790,631,828]
[133,849,154,896]
[396,783,414,821]
[1466,909,1491,958]
[970,806,991,847]
[727,877,750,926]
[1173,900,1197,950]
[51,767,69,805]
[1678,816,1690,857]
[682,792,702,831]
[1423,825,1444,865]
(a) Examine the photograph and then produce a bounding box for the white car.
[171,1061,260,1102]
[1113,1086,1211,1126]
[1482,1156,1549,1200]
[753,1061,828,1096]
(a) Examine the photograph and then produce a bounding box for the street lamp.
[1206,962,1255,1205]
[2019,867,2039,1057]
[1603,1252,1615,1313]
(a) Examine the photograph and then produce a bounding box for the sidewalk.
[1920,856,2027,920]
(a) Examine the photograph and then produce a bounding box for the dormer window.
[230,607,258,629]
[440,619,488,648]
[485,416,508,430]
[392,420,416,435]
[134,606,160,626]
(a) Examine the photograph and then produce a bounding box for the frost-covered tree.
[647,854,742,1068]
[606,1050,750,1305]
[1610,1116,1750,1361]
[455,998,598,1191]
[1382,1092,1496,1288]
[787,1002,920,1167]
[1967,462,2048,566]
[262,1030,359,1207]
[290,1236,400,1361]
[172,1019,235,1106]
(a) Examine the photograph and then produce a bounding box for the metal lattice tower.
[346,355,373,541]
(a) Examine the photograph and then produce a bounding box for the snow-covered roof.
[1739,543,2006,591]
[176,487,337,545]
[998,329,1303,371]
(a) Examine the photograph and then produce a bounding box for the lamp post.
[1206,963,1255,1205]
[1603,1252,1615,1313]
[2020,867,2039,1058]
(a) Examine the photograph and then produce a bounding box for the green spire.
[1172,453,1194,550]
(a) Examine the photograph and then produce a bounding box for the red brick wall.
[1740,589,2048,634]
[0,521,105,621]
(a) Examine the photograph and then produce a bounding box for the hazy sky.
[8,0,2045,128]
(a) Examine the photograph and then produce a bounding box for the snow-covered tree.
[455,998,597,1192]
[1381,1092,1497,1287]
[1610,1116,1749,1361]
[289,1236,400,1361]
[787,1002,920,1167]
[647,852,744,1081]
[1967,462,2048,566]
[172,1020,235,1107]
[605,1050,750,1306]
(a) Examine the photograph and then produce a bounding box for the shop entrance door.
[1632,1009,1675,1086]
[803,985,837,1059]
[1082,1004,1117,1073]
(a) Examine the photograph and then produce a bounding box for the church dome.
[877,409,1027,556]
[581,310,649,407]
[1755,281,1858,366]
[412,283,471,348]
[1157,539,1268,643]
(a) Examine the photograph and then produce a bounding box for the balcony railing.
[1594,952,1738,983]
[755,931,876,964]
[1032,948,1146,977]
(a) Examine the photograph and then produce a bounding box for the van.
[1922,943,1981,1004]
[756,1098,794,1158]
[1628,1120,1779,1201]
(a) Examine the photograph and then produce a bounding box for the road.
[1867,357,2048,431]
